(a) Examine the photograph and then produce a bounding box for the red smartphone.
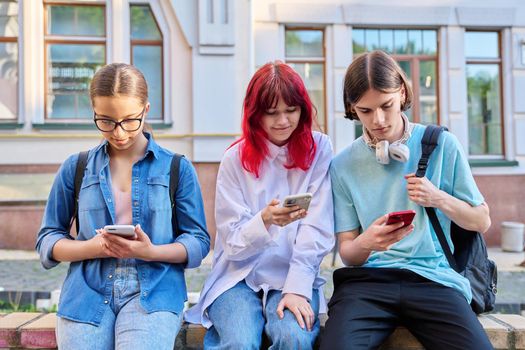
[386,210,416,227]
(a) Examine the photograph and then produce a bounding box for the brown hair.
[343,50,413,120]
[90,63,148,105]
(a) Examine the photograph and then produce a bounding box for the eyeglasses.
[93,107,145,132]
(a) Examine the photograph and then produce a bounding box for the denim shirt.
[36,134,210,326]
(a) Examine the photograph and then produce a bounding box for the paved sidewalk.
[1,248,524,310]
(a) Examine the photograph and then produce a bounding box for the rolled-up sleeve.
[282,137,335,300]
[174,158,211,269]
[36,154,78,269]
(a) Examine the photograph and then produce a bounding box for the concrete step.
[1,312,525,350]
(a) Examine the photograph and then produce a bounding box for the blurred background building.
[1,0,524,248]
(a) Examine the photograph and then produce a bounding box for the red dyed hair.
[233,61,317,177]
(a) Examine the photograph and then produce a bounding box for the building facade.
[1,0,525,247]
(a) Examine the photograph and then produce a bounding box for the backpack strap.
[416,125,445,177]
[169,154,184,237]
[72,151,89,234]
[417,125,459,271]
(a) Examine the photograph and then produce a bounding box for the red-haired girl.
[185,61,334,349]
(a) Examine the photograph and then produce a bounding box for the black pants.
[320,268,493,350]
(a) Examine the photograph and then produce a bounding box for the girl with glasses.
[185,61,335,349]
[36,63,210,350]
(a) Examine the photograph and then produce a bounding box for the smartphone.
[103,225,136,238]
[386,210,416,227]
[282,193,313,211]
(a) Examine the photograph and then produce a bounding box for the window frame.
[351,27,441,125]
[43,1,106,122]
[0,0,20,123]
[129,3,164,121]
[284,27,327,133]
[465,29,505,159]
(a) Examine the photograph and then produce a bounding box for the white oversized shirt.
[185,131,335,328]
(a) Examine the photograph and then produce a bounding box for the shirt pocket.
[79,175,106,211]
[147,175,171,211]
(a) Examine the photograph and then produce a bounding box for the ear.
[144,102,151,118]
[400,86,407,109]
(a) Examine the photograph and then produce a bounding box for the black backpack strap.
[416,125,445,178]
[72,151,89,234]
[425,208,459,271]
[170,154,184,237]
[417,125,458,271]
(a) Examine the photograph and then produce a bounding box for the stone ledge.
[0,313,42,348]
[19,313,57,349]
[1,312,525,349]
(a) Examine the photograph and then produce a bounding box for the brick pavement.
[0,249,523,312]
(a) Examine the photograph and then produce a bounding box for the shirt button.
[134,201,139,206]
[108,275,113,279]
[134,179,139,183]
[108,198,112,202]
[104,300,109,304]
[143,291,148,297]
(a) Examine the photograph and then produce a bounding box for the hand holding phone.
[103,225,136,238]
[386,210,416,227]
[282,193,313,211]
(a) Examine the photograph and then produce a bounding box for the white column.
[254,22,281,66]
[23,0,44,128]
[110,0,128,64]
[445,26,469,154]
[332,25,355,154]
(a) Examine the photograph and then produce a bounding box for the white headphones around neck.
[363,113,413,165]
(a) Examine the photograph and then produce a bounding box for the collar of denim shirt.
[97,131,160,161]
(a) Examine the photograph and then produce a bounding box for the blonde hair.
[90,63,148,105]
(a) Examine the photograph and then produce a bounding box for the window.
[0,0,18,120]
[44,3,105,120]
[465,31,503,156]
[285,28,326,132]
[130,4,163,120]
[353,28,439,125]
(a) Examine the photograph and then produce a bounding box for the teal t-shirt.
[330,124,485,302]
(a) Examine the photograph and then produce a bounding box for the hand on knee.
[276,293,315,331]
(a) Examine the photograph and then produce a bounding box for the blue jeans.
[56,260,182,350]
[204,280,320,350]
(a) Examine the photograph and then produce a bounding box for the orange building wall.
[475,175,525,247]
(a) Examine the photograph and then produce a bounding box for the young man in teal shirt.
[321,51,493,350]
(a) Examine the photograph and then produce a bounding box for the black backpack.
[418,125,497,314]
[71,151,184,236]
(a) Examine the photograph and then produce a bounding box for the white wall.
[191,0,251,161]
[2,0,525,170]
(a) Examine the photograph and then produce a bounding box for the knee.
[225,337,260,350]
[216,329,261,350]
[271,327,316,350]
